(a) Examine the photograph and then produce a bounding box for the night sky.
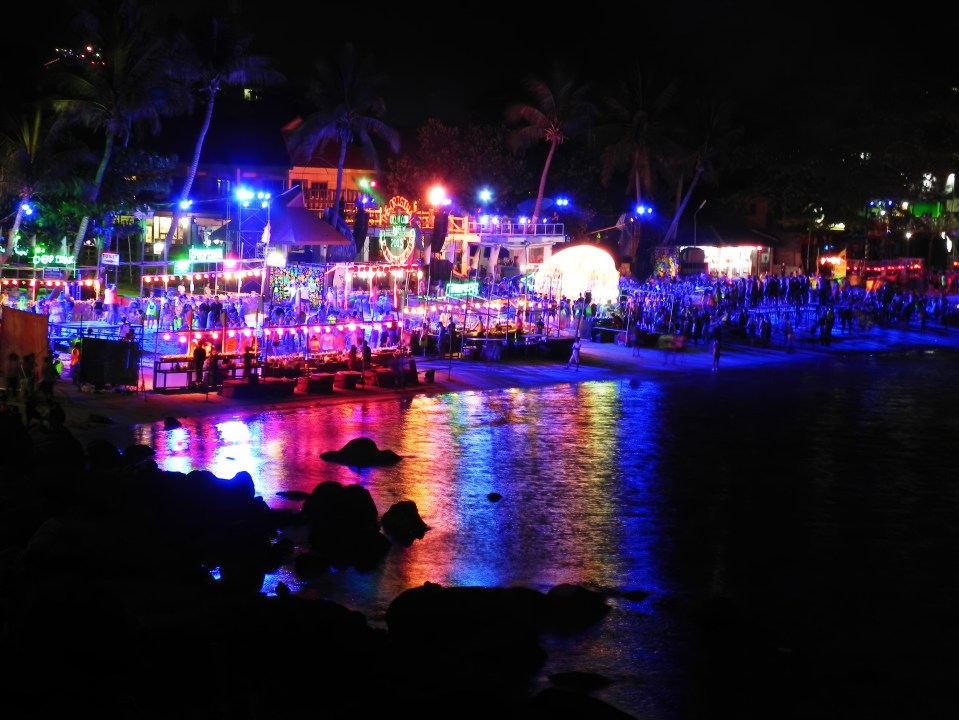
[3,2,953,130]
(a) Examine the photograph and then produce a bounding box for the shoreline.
[29,322,959,448]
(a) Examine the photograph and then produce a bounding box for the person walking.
[711,336,721,372]
[566,335,582,370]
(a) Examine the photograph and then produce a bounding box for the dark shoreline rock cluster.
[1,422,633,718]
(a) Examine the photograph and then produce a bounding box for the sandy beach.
[41,321,959,448]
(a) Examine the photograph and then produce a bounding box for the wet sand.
[41,323,958,448]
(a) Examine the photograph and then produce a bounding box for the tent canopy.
[534,245,620,305]
[269,187,351,247]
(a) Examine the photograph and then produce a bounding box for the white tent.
[534,245,620,304]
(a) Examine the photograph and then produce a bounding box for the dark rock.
[526,686,638,718]
[302,481,390,570]
[381,499,429,546]
[122,444,156,467]
[548,670,613,692]
[543,583,611,633]
[385,582,549,695]
[319,436,402,467]
[85,439,123,470]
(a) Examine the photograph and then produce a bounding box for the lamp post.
[694,199,707,245]
[256,193,272,355]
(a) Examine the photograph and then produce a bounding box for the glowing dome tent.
[534,245,620,305]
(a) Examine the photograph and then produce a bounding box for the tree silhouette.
[0,103,89,264]
[595,63,684,263]
[287,42,399,257]
[49,0,188,274]
[160,11,285,270]
[505,65,594,225]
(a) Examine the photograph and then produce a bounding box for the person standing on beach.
[103,284,117,323]
[361,339,372,369]
[192,341,207,389]
[38,353,59,401]
[567,335,582,370]
[70,342,82,385]
[5,352,20,398]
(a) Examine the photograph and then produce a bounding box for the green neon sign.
[189,247,224,262]
[446,280,479,297]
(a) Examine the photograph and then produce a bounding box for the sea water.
[129,348,959,719]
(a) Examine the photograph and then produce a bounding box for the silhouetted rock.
[302,481,390,570]
[381,499,429,546]
[543,583,611,633]
[85,438,123,470]
[526,686,637,718]
[319,437,402,467]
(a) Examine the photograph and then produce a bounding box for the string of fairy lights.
[156,297,557,348]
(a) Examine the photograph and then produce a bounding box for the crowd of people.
[4,264,958,372]
[2,347,65,428]
[603,268,959,347]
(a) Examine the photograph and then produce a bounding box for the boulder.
[380,500,429,546]
[319,437,402,467]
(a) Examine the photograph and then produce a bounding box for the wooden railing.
[296,194,565,240]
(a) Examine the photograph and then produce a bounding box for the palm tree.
[287,42,400,245]
[0,103,89,264]
[596,63,685,264]
[49,0,189,271]
[505,65,594,226]
[161,14,286,270]
[659,98,742,246]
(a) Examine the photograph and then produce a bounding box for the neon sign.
[189,247,224,262]
[32,254,75,266]
[378,195,419,264]
[446,280,479,297]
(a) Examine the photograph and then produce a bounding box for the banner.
[0,308,50,389]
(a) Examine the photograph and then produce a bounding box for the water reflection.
[131,379,673,712]
[136,382,668,599]
[124,351,959,719]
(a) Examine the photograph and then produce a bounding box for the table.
[334,370,364,389]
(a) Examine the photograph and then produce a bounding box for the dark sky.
[249,4,957,127]
[2,2,954,129]
[245,3,955,128]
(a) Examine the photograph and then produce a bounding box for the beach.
[43,321,959,448]
[3,319,958,719]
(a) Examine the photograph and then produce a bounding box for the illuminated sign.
[189,247,224,262]
[379,195,419,264]
[31,254,76,266]
[446,280,479,297]
[101,252,120,266]
[380,227,416,264]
